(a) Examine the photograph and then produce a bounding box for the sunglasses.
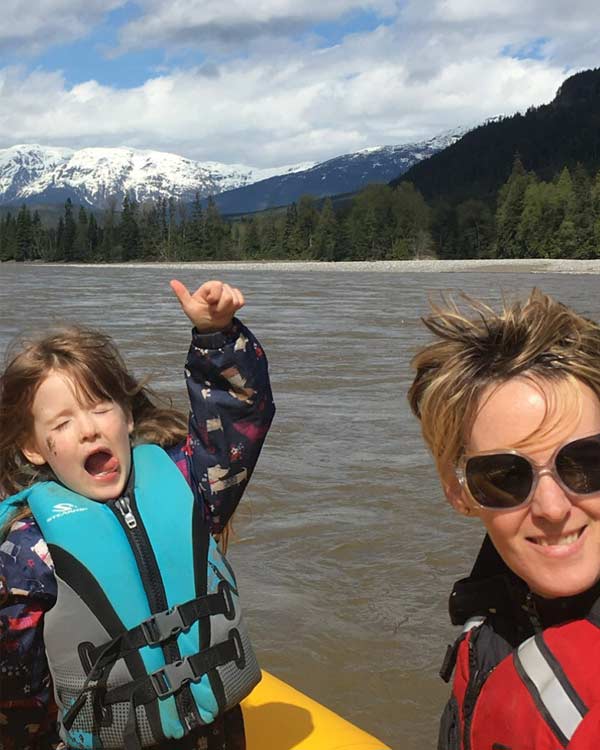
[455,433,600,510]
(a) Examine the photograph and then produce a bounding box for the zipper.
[110,487,200,732]
[116,496,137,529]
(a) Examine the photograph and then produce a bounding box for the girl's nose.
[78,412,100,440]
[530,473,572,522]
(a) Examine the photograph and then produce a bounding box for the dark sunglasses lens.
[557,434,600,494]
[465,454,533,508]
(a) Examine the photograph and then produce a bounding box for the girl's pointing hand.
[170,279,245,332]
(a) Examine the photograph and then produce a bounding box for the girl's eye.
[93,405,112,415]
[53,420,70,431]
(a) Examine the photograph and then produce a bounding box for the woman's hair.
[0,325,187,497]
[408,288,600,476]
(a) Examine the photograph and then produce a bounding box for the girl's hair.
[0,325,187,497]
[407,288,600,477]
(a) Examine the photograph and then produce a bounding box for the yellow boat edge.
[241,670,391,750]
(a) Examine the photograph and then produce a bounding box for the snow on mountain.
[0,125,470,213]
[213,125,471,214]
[0,144,312,208]
[0,144,74,203]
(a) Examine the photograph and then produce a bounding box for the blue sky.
[20,5,389,89]
[0,1,596,167]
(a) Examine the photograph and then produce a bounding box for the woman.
[408,288,600,750]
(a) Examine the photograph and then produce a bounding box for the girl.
[409,289,600,749]
[0,279,275,750]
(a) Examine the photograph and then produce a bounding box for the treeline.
[436,157,600,259]
[3,158,600,262]
[0,185,432,262]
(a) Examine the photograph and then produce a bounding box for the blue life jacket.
[0,444,260,750]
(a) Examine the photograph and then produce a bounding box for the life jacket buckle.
[150,656,198,698]
[141,605,187,646]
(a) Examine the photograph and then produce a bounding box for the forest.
[2,157,600,262]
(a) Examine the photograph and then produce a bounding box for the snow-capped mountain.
[0,126,470,213]
[0,144,312,208]
[212,126,471,214]
[0,145,74,204]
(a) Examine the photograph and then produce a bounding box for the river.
[1,262,599,749]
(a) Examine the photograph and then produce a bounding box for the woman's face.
[458,376,600,599]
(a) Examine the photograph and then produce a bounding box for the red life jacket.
[439,537,600,750]
[449,615,600,750]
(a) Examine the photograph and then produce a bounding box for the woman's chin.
[527,572,600,600]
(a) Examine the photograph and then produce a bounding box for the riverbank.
[22,258,600,273]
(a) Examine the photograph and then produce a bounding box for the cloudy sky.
[0,0,597,168]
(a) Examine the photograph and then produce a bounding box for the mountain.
[0,144,312,209]
[212,127,469,214]
[0,127,468,214]
[391,67,600,204]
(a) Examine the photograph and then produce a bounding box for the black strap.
[104,633,242,707]
[88,582,234,675]
[123,695,142,750]
[62,584,235,731]
[439,636,464,684]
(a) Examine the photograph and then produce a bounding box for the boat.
[242,671,391,749]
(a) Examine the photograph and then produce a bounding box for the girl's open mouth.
[84,450,119,478]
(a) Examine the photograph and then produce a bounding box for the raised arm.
[170,279,275,532]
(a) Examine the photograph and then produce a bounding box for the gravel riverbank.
[58,258,600,273]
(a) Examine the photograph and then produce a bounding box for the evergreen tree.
[72,205,89,261]
[63,199,77,261]
[259,214,280,258]
[430,201,459,259]
[55,217,65,261]
[313,199,338,260]
[391,183,431,259]
[456,200,494,258]
[282,203,303,257]
[296,195,318,256]
[554,217,579,258]
[572,163,594,255]
[139,203,161,259]
[591,170,600,256]
[0,213,17,261]
[517,181,545,257]
[495,156,531,258]
[31,210,47,260]
[101,199,119,261]
[87,213,100,259]
[244,218,261,257]
[15,204,33,261]
[186,192,206,260]
[205,197,225,259]
[120,195,140,261]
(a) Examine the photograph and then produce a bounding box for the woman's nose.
[529,472,572,522]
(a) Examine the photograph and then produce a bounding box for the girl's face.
[22,370,134,502]
[451,376,600,599]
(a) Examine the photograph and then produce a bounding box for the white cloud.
[116,0,397,51]
[2,0,598,166]
[0,0,125,54]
